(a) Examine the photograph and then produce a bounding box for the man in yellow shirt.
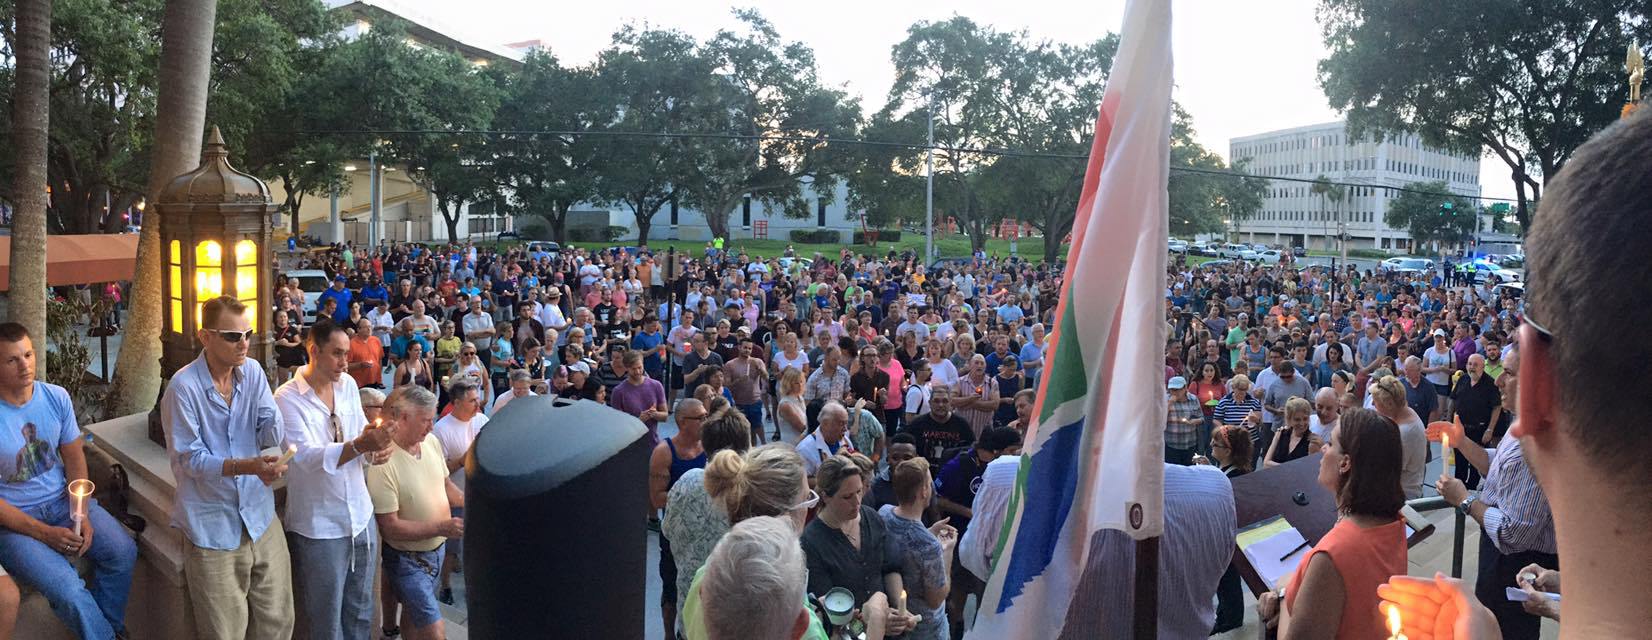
[366,386,463,640]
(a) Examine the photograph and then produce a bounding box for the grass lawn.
[568,234,1070,261]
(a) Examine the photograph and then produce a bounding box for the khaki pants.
[185,521,295,640]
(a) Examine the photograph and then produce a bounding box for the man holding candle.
[0,322,137,640]
[275,318,398,640]
[161,296,294,640]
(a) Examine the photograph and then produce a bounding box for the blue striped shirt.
[1480,432,1556,555]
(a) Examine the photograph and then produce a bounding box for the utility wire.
[284,127,1522,204]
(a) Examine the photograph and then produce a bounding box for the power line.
[284,127,1524,204]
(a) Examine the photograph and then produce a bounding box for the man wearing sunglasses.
[275,318,397,640]
[162,296,294,639]
[0,322,138,639]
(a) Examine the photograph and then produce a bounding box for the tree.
[1165,109,1266,241]
[682,10,861,240]
[109,0,217,418]
[1309,173,1345,252]
[490,52,606,244]
[879,17,1018,253]
[6,0,52,360]
[1317,0,1649,233]
[1383,180,1478,254]
[588,26,707,246]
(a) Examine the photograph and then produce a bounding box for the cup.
[821,587,856,627]
[67,479,95,536]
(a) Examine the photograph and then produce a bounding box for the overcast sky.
[398,0,1514,199]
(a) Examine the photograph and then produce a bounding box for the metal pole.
[369,149,381,248]
[1451,510,1466,578]
[663,247,677,401]
[925,97,935,262]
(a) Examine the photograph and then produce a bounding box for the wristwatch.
[1456,495,1478,517]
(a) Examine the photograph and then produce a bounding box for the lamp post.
[151,126,276,444]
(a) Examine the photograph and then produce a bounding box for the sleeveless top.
[665,437,707,488]
[1284,517,1406,639]
[778,395,807,442]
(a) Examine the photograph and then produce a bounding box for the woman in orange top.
[1258,408,1407,639]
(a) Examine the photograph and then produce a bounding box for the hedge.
[852,230,902,244]
[790,229,841,243]
[568,226,628,242]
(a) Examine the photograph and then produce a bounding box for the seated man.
[0,322,138,639]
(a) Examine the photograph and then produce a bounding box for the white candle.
[67,479,95,537]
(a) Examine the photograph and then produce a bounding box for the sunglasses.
[788,489,821,512]
[207,329,255,343]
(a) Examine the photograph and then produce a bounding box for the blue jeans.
[381,543,444,628]
[0,497,137,640]
[289,524,378,640]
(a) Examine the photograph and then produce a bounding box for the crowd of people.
[3,110,1652,640]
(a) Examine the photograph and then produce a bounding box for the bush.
[1348,248,1391,259]
[853,229,902,244]
[567,225,628,243]
[790,229,840,244]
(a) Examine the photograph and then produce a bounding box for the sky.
[394,0,1515,200]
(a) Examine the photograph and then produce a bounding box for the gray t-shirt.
[1262,374,1314,424]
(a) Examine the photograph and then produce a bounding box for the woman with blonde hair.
[776,367,808,444]
[1366,375,1428,498]
[801,453,916,635]
[1264,397,1323,468]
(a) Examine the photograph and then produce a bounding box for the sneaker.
[382,626,401,639]
[438,588,454,606]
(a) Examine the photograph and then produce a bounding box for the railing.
[1405,495,1467,578]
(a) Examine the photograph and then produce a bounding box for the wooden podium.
[1229,454,1433,595]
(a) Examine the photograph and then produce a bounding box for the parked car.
[1255,249,1284,264]
[1168,239,1189,253]
[1218,243,1247,259]
[1238,249,1261,261]
[1468,258,1521,284]
[1291,246,1306,257]
[1190,241,1218,256]
[497,230,521,241]
[526,241,561,261]
[1493,281,1524,300]
[1499,254,1525,269]
[1380,257,1435,274]
[284,269,331,322]
[1251,243,1270,252]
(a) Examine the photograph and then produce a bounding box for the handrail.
[1406,495,1468,578]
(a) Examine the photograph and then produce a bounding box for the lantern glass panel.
[168,240,184,333]
[195,241,223,328]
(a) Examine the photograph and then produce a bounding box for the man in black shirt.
[1451,353,1502,489]
[849,346,890,409]
[899,387,975,468]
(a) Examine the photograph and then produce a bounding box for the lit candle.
[276,444,298,467]
[1385,603,1408,640]
[900,589,907,615]
[67,479,95,537]
[1443,433,1454,471]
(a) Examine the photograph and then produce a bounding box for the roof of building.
[326,0,525,66]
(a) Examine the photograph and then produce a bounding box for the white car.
[1168,239,1189,253]
[283,269,331,322]
[1238,249,1260,261]
[1380,257,1436,274]
[1254,249,1284,264]
[1218,243,1248,259]
[1468,259,1521,284]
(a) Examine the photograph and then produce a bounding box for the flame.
[1386,603,1403,637]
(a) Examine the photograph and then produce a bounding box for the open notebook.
[1238,516,1417,591]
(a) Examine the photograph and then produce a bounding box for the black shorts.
[658,535,677,606]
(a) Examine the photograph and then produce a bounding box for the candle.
[900,589,907,615]
[67,479,95,537]
[275,444,298,467]
[1443,433,1454,470]
[1384,603,1408,640]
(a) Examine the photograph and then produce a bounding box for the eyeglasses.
[207,329,255,343]
[329,413,344,444]
[788,489,821,512]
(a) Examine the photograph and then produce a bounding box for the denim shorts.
[382,543,445,627]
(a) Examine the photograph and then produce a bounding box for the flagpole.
[1133,536,1159,640]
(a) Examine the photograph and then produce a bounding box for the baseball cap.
[1167,376,1188,390]
[1432,328,1448,338]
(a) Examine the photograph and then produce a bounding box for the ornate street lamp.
[149,126,275,443]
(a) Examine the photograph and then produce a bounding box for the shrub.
[853,229,901,244]
[790,229,840,244]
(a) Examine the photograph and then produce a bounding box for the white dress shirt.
[959,456,1021,580]
[274,370,374,540]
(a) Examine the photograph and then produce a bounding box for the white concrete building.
[591,180,859,243]
[1228,122,1482,253]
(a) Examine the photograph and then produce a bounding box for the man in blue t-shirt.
[0,323,138,639]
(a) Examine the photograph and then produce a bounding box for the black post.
[100,331,109,382]
[1451,510,1466,578]
[1133,536,1159,640]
